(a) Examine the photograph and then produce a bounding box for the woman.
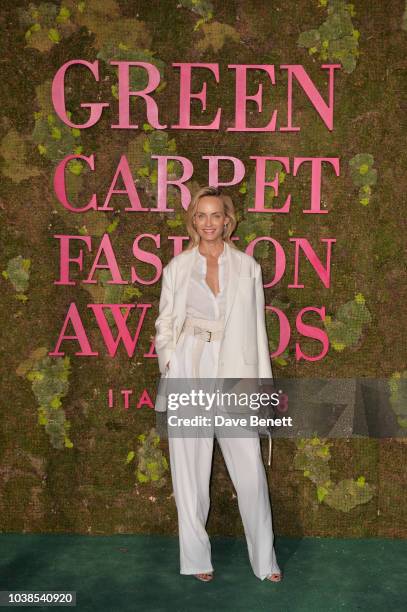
[154,186,282,583]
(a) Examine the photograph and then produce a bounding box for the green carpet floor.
[0,534,405,611]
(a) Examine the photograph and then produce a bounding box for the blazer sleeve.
[255,262,274,381]
[154,263,176,375]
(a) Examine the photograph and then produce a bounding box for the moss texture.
[0,0,406,537]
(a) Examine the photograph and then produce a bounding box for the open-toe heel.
[194,572,214,582]
[266,572,283,583]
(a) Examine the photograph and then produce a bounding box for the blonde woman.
[154,186,282,583]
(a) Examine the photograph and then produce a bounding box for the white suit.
[154,241,273,386]
[154,240,280,580]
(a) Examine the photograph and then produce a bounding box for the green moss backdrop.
[0,0,406,537]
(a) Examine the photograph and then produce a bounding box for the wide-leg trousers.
[168,419,281,580]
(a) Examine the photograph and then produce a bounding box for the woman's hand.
[151,334,171,374]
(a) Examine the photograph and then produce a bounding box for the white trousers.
[168,426,281,580]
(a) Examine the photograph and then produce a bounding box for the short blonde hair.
[185,186,238,250]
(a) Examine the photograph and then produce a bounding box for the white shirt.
[186,242,228,321]
[167,242,228,378]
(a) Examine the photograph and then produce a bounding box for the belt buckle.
[193,326,212,342]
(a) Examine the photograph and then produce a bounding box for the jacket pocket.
[238,277,256,296]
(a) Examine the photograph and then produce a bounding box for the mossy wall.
[1,0,406,537]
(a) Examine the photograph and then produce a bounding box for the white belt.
[182,316,224,341]
[181,316,224,377]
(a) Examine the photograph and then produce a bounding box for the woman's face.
[193,196,228,244]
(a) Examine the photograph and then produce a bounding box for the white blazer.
[154,241,274,386]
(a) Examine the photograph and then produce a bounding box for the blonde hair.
[185,186,238,250]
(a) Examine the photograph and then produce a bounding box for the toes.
[195,572,213,581]
[267,573,282,582]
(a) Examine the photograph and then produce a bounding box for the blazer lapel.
[174,246,198,342]
[224,241,242,327]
